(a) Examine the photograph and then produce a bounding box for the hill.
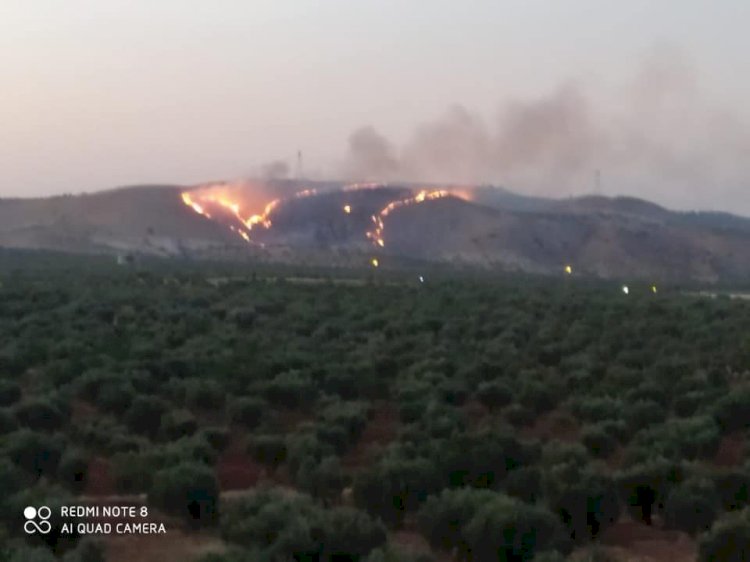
[1,181,750,282]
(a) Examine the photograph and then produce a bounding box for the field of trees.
[0,250,749,561]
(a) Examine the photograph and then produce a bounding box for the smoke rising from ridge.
[342,50,750,213]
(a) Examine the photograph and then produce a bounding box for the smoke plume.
[342,49,750,213]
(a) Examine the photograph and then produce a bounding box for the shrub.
[419,488,564,561]
[617,460,684,525]
[437,378,469,406]
[247,434,287,470]
[0,408,18,434]
[504,404,534,427]
[0,458,26,500]
[184,379,225,411]
[198,427,230,451]
[322,507,387,559]
[13,398,66,432]
[111,452,153,494]
[220,488,385,560]
[581,425,618,458]
[504,467,543,503]
[547,470,620,544]
[625,399,666,433]
[354,454,442,525]
[631,416,721,461]
[0,380,21,407]
[57,449,89,493]
[95,382,135,416]
[476,380,513,410]
[295,456,344,501]
[227,397,267,428]
[418,488,498,551]
[519,381,557,414]
[673,391,706,417]
[149,462,219,526]
[664,479,719,536]
[699,511,750,562]
[264,371,314,408]
[714,387,750,432]
[4,429,65,478]
[285,432,335,476]
[715,469,750,511]
[123,396,167,438]
[160,409,198,441]
[573,397,623,424]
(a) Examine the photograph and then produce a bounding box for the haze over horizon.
[2,1,749,215]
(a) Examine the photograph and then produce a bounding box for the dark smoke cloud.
[260,159,291,180]
[342,49,750,213]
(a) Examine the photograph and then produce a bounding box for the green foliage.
[3,429,65,478]
[148,462,219,526]
[630,416,721,461]
[2,255,750,561]
[617,459,684,525]
[227,396,267,428]
[57,448,89,493]
[714,469,750,511]
[664,478,719,535]
[160,409,198,440]
[263,371,315,408]
[624,399,667,433]
[699,510,750,562]
[0,380,22,407]
[713,387,750,432]
[248,434,287,470]
[418,488,564,561]
[0,408,18,435]
[581,425,618,458]
[476,380,514,410]
[295,455,344,500]
[124,395,167,438]
[13,398,67,432]
[220,488,386,559]
[184,378,226,411]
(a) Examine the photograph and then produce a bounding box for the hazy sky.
[2,1,749,214]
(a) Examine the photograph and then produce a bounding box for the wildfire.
[180,185,317,244]
[182,182,464,253]
[181,193,207,217]
[366,189,452,248]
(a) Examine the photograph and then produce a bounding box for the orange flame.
[180,185,317,243]
[366,189,452,248]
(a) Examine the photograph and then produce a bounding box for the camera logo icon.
[24,506,52,535]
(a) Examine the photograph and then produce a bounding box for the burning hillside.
[179,183,319,245]
[179,182,468,249]
[1,181,750,282]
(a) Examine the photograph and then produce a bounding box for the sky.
[1,1,749,214]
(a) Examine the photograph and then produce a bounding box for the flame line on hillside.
[180,187,317,244]
[366,189,451,247]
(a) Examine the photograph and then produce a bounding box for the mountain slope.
[1,182,749,282]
